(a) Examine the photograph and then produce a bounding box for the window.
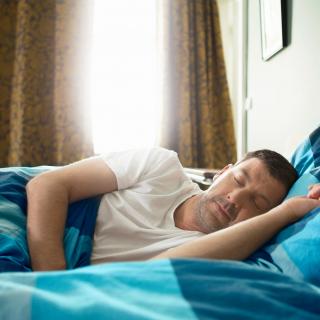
[89,0,161,153]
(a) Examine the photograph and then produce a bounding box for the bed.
[1,127,320,319]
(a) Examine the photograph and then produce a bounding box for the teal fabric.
[0,166,101,271]
[246,126,320,287]
[291,139,315,175]
[0,259,320,320]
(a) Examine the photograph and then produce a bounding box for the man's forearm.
[26,177,69,271]
[152,205,295,261]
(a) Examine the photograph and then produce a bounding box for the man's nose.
[227,189,248,208]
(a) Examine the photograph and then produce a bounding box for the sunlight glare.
[90,0,160,154]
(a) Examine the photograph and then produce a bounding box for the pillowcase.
[291,126,320,176]
[245,126,320,287]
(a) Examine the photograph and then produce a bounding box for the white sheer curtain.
[89,0,161,154]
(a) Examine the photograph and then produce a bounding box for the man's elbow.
[26,174,48,197]
[26,175,41,197]
[26,173,69,203]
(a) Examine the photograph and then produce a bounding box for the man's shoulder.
[148,146,177,157]
[147,147,180,165]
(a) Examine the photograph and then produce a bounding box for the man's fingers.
[307,184,320,199]
[307,192,320,199]
[307,190,320,199]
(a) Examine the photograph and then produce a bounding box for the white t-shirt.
[90,147,204,264]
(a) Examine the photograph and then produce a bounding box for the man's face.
[195,158,287,233]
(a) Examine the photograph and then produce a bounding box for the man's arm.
[151,197,320,261]
[26,157,117,271]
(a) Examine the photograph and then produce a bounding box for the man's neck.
[174,194,202,232]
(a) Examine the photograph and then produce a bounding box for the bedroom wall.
[246,0,320,158]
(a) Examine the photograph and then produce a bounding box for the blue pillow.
[291,126,320,176]
[246,126,320,287]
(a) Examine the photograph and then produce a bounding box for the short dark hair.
[239,149,298,192]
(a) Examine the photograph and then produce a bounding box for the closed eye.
[253,200,262,211]
[234,176,244,186]
[253,198,267,212]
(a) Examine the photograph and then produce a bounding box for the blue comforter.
[0,259,320,320]
[0,166,101,271]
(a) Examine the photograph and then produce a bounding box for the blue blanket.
[0,259,319,319]
[0,166,101,271]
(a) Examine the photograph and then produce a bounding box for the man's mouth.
[212,198,235,222]
[215,202,231,220]
[199,195,236,232]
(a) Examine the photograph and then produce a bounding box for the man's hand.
[279,196,320,221]
[308,183,320,200]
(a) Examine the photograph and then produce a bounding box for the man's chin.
[197,209,225,234]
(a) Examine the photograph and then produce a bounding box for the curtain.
[160,0,236,168]
[0,0,94,166]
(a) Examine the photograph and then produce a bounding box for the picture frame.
[260,0,286,61]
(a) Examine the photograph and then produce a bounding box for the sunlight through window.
[89,0,161,154]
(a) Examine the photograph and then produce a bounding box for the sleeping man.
[25,147,320,271]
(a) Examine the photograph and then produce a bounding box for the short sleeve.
[100,147,179,190]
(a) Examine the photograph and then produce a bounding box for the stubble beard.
[194,194,222,234]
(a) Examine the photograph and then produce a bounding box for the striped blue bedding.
[1,259,320,320]
[0,166,101,271]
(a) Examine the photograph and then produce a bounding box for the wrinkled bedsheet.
[1,259,320,320]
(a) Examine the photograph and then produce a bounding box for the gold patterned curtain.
[160,0,236,168]
[0,0,94,166]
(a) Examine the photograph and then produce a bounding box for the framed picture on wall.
[260,0,286,61]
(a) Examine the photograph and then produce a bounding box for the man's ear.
[220,163,233,173]
[212,163,233,182]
